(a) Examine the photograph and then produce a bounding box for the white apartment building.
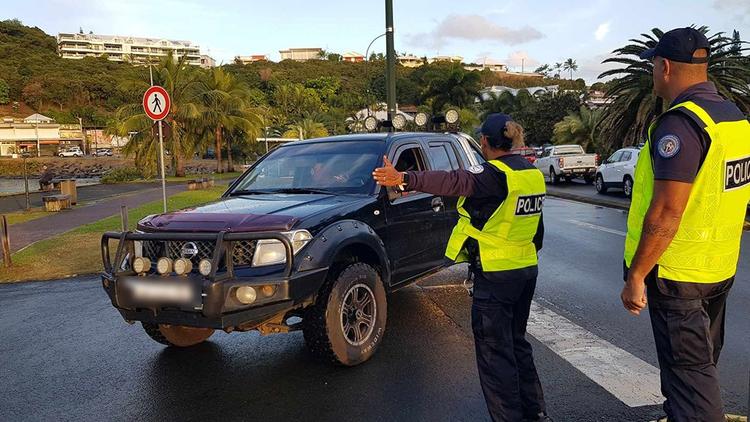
[279,48,323,61]
[199,55,215,69]
[398,54,423,68]
[57,32,202,66]
[235,55,270,64]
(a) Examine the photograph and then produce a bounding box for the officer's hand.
[620,277,647,316]
[372,156,404,187]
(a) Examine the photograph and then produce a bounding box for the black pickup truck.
[101,132,484,366]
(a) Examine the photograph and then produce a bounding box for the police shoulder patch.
[468,164,485,174]
[657,134,681,159]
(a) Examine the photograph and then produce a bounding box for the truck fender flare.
[296,220,391,286]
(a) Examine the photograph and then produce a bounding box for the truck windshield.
[230,141,385,195]
[554,145,585,155]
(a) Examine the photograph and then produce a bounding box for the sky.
[4,0,750,83]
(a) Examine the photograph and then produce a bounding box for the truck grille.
[141,240,257,268]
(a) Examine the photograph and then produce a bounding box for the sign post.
[143,85,171,213]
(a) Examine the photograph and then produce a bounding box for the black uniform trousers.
[645,273,730,422]
[471,270,546,422]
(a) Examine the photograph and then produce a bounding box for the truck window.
[554,145,585,155]
[394,146,427,172]
[428,143,459,171]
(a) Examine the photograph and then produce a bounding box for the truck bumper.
[560,168,596,177]
[100,230,328,330]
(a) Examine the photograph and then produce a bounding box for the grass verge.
[0,185,226,283]
[4,207,49,225]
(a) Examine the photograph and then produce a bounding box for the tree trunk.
[226,136,234,173]
[176,153,185,177]
[215,126,224,173]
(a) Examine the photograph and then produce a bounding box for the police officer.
[373,114,550,422]
[621,27,750,422]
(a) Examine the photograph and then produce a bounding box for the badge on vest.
[515,194,545,216]
[725,156,750,191]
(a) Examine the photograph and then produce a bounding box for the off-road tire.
[303,263,387,366]
[141,322,214,347]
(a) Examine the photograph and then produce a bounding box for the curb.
[546,190,630,211]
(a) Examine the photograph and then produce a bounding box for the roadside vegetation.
[0,185,226,282]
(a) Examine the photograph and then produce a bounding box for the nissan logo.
[181,242,199,259]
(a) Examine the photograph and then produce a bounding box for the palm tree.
[552,106,603,151]
[282,118,329,139]
[597,27,750,151]
[563,58,578,80]
[479,91,518,119]
[109,52,201,177]
[197,67,261,172]
[421,63,482,113]
[553,62,563,79]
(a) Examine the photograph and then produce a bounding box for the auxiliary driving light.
[235,286,257,305]
[260,285,277,298]
[157,257,173,275]
[445,109,460,125]
[364,115,378,132]
[392,114,406,130]
[133,257,151,274]
[198,259,212,276]
[414,112,428,128]
[173,258,193,276]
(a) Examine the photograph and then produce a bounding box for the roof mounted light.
[364,116,378,132]
[392,114,406,130]
[414,112,429,128]
[445,109,460,125]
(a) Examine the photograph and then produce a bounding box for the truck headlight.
[235,286,257,304]
[251,230,312,267]
[198,259,212,276]
[157,257,173,275]
[133,257,151,274]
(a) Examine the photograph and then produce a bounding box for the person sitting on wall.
[39,165,54,191]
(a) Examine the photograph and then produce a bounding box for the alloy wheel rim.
[596,176,603,191]
[625,180,632,196]
[340,283,377,346]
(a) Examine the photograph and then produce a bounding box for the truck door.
[382,141,446,283]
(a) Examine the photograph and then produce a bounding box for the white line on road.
[420,284,664,407]
[568,219,627,237]
[527,302,664,407]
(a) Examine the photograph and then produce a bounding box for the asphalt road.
[1,197,747,421]
[545,179,631,210]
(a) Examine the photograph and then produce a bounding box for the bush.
[101,167,143,184]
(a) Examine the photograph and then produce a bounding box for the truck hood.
[138,194,368,233]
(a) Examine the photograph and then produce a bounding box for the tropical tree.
[109,52,201,177]
[197,67,261,172]
[282,118,328,139]
[563,58,578,80]
[552,106,603,151]
[597,27,750,151]
[421,63,482,113]
[479,90,519,119]
[553,62,563,79]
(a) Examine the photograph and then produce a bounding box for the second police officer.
[373,113,551,422]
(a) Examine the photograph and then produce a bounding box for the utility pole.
[78,117,85,155]
[385,0,396,124]
[34,121,40,157]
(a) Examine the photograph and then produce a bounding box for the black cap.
[640,27,710,63]
[478,113,513,148]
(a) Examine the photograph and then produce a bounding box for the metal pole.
[385,0,396,123]
[157,120,167,213]
[78,117,85,155]
[1,215,11,268]
[264,127,269,153]
[34,121,40,157]
[23,156,29,210]
[364,32,386,116]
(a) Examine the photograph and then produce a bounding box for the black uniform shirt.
[628,81,746,298]
[406,153,544,282]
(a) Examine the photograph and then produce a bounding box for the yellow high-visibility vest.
[624,100,750,283]
[445,160,546,272]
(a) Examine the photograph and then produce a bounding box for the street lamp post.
[364,32,386,119]
[385,0,396,123]
[22,153,30,210]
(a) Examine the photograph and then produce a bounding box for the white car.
[58,146,84,157]
[595,147,641,198]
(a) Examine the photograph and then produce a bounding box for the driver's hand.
[372,156,404,187]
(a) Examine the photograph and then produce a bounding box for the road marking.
[420,284,664,407]
[568,219,626,237]
[527,301,664,407]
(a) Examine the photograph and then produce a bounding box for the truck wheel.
[141,322,214,347]
[548,167,559,185]
[584,175,595,185]
[595,174,608,193]
[303,263,387,366]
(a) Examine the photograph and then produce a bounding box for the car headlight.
[198,259,212,276]
[251,230,312,267]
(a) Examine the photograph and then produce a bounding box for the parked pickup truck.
[535,144,597,184]
[100,131,483,366]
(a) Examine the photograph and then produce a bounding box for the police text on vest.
[724,156,750,191]
[515,194,545,216]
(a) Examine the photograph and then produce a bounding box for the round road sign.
[143,86,171,121]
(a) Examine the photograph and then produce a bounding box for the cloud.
[405,14,544,49]
[594,22,611,42]
[714,0,750,20]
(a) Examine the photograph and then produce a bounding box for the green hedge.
[101,167,143,184]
